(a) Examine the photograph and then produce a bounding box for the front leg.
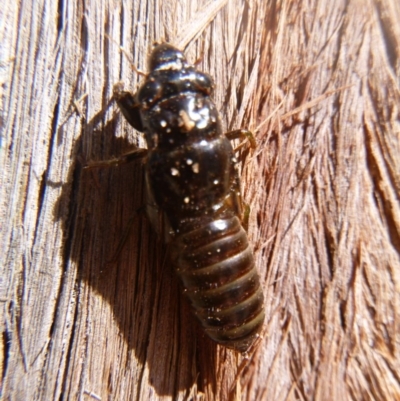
[84,148,148,170]
[113,82,144,131]
[84,83,147,170]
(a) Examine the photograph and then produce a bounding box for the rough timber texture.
[1,0,400,400]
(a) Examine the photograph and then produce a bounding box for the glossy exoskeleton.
[111,43,265,352]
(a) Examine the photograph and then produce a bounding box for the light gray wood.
[1,0,399,400]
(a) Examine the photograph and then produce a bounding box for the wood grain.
[1,0,399,400]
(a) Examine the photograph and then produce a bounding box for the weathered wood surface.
[1,0,400,400]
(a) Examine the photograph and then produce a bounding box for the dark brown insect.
[94,43,265,352]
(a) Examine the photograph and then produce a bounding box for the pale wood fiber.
[1,0,399,400]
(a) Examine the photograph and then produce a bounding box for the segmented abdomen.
[172,216,265,352]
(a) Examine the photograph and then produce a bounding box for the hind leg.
[225,129,255,230]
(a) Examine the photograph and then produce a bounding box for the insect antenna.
[104,33,146,76]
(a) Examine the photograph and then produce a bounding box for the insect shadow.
[53,98,219,398]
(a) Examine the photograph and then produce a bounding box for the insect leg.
[242,202,251,231]
[84,148,148,170]
[225,129,256,149]
[113,82,144,131]
[232,185,251,230]
[226,130,254,229]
